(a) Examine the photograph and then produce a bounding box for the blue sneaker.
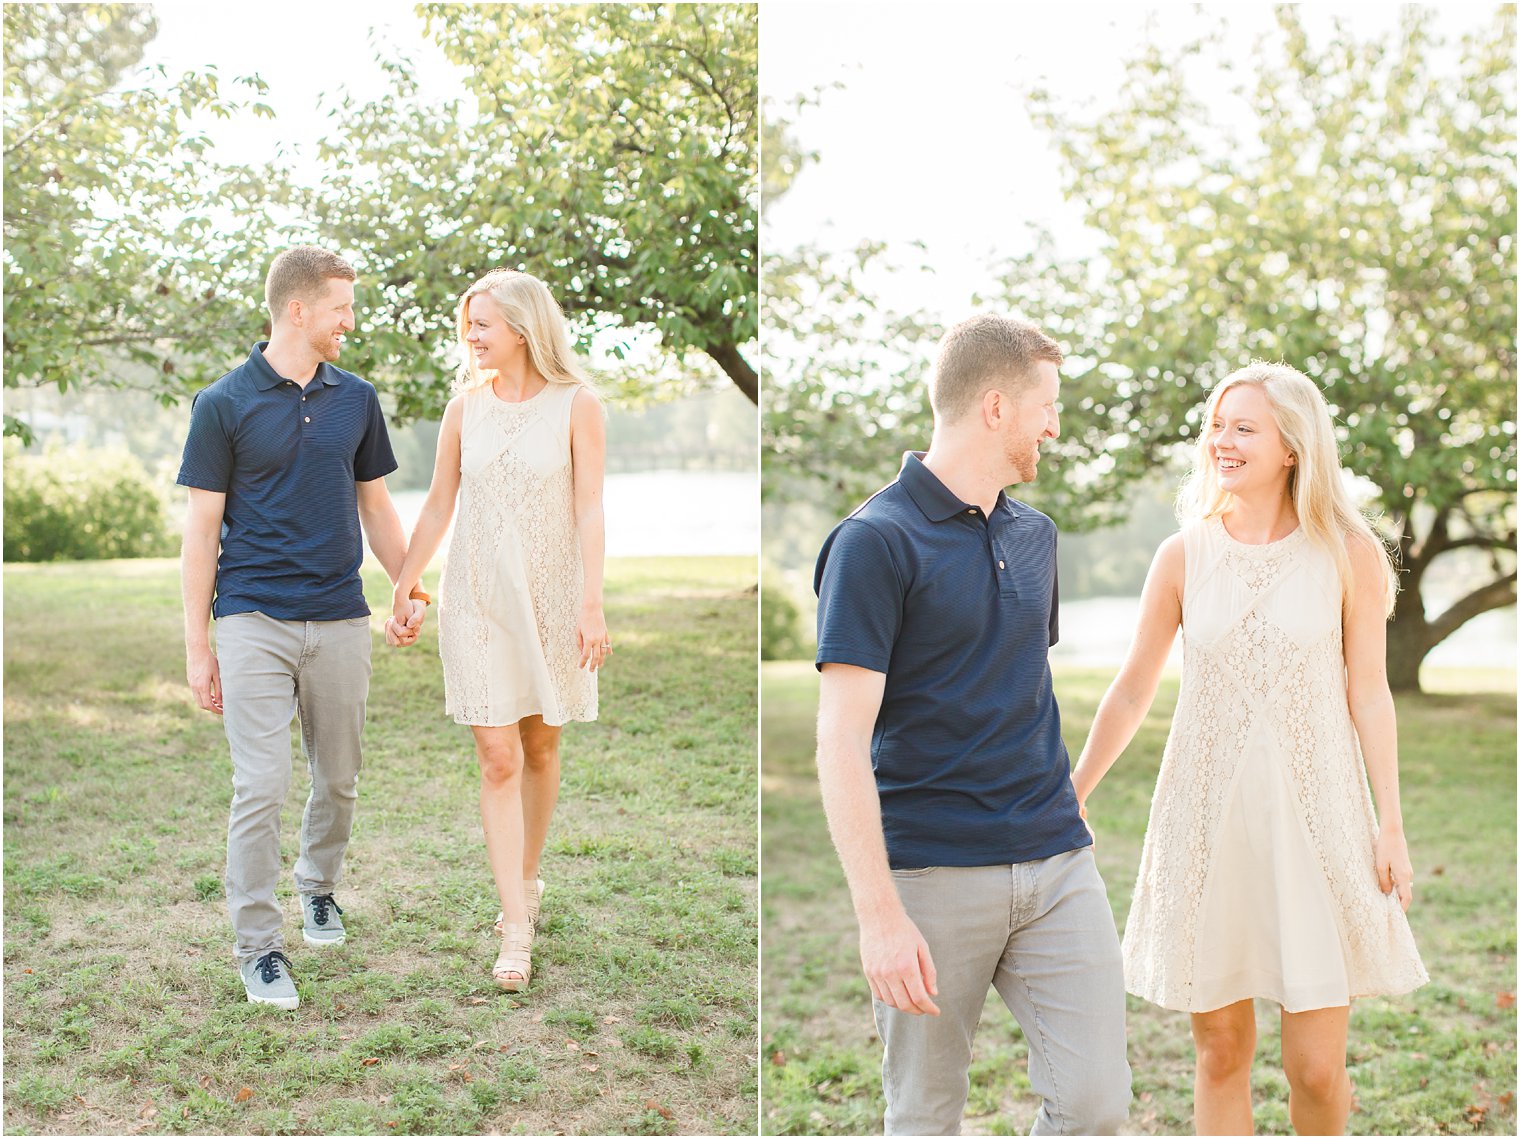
[240,950,299,1010]
[302,893,346,947]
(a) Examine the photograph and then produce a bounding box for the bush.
[761,571,811,661]
[3,441,177,561]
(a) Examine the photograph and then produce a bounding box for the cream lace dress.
[1122,517,1427,1013]
[438,381,597,728]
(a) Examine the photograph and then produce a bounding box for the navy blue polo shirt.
[176,342,397,620]
[814,451,1090,869]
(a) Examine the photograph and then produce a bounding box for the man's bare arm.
[355,475,424,644]
[816,663,940,1016]
[182,488,226,714]
[355,475,408,583]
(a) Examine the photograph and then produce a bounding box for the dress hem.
[450,711,598,729]
[1126,977,1427,1015]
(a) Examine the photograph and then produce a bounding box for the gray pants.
[878,847,1132,1135]
[216,611,372,963]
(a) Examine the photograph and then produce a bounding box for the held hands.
[1375,824,1415,912]
[386,595,427,648]
[576,602,612,672]
[860,908,940,1016]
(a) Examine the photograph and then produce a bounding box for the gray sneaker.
[302,893,346,946]
[240,950,299,1010]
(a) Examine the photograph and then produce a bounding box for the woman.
[389,268,609,992]
[1071,362,1426,1135]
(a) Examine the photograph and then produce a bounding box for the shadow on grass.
[761,661,1517,1136]
[4,556,758,1136]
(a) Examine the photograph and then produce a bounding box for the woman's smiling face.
[464,293,523,373]
[1208,382,1294,497]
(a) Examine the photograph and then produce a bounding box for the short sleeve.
[176,389,233,492]
[814,519,904,674]
[353,384,398,483]
[1049,531,1060,648]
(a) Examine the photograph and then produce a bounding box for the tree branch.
[3,95,88,157]
[1427,571,1518,646]
[1461,485,1517,500]
[1431,532,1519,556]
[704,340,756,404]
[1409,503,1451,567]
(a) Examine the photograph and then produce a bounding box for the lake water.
[1052,596,1516,670]
[391,468,759,560]
[394,470,1513,671]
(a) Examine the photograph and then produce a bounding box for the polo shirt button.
[966,509,976,515]
[999,560,1006,569]
[304,416,311,423]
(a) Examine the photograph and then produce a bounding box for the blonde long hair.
[452,269,592,393]
[1178,362,1398,616]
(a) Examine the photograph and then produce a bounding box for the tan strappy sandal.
[494,879,544,935]
[492,922,534,992]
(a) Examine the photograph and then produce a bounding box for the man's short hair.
[929,314,1064,423]
[265,246,356,322]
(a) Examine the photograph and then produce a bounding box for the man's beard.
[1005,430,1040,483]
[308,327,342,363]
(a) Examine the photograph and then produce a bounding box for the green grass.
[760,660,1517,1136]
[4,555,758,1136]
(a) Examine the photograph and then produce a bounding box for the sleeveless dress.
[1121,517,1427,1013]
[438,382,598,728]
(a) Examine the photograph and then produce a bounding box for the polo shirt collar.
[248,341,341,390]
[898,451,1022,523]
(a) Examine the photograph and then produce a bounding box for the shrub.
[3,441,177,561]
[760,571,811,661]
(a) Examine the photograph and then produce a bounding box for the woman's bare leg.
[473,724,529,928]
[1192,1000,1257,1135]
[1280,1004,1351,1136]
[518,716,562,882]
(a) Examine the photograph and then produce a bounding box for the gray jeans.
[878,847,1131,1135]
[216,611,372,962]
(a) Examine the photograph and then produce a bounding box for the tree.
[764,9,1513,690]
[308,3,758,420]
[987,6,1515,690]
[2,3,287,440]
[762,239,937,506]
[760,113,937,509]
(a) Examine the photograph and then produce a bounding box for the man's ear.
[980,386,1003,429]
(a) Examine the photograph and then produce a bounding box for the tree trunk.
[1385,608,1431,694]
[1386,514,1432,694]
[706,341,758,405]
[1384,544,1517,693]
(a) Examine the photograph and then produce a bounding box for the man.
[178,246,424,1010]
[813,314,1131,1134]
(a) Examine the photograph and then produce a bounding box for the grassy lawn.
[761,660,1517,1136]
[4,556,758,1136]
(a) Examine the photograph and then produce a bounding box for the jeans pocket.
[889,866,938,879]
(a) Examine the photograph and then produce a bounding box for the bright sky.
[141,3,684,379]
[145,2,466,184]
[137,2,1489,357]
[760,2,1482,320]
